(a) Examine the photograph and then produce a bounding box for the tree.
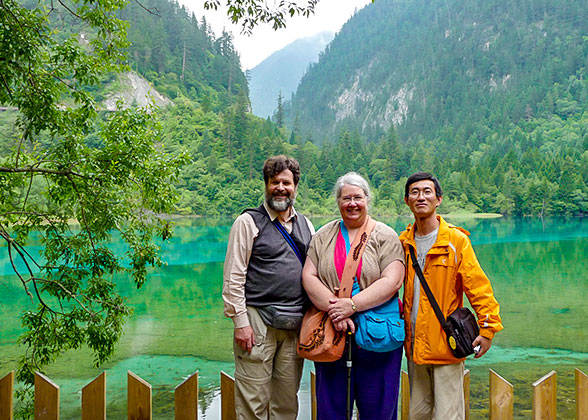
[204,0,321,33]
[275,91,285,128]
[0,0,188,410]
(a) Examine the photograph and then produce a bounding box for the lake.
[1,216,587,419]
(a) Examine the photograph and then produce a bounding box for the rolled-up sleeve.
[222,213,258,328]
[376,224,405,272]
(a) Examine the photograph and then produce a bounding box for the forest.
[285,0,588,216]
[149,0,588,217]
[2,0,587,223]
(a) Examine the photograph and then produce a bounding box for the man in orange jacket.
[400,172,503,420]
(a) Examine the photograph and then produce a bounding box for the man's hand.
[235,325,255,352]
[472,335,492,358]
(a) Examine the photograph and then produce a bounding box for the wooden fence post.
[128,371,152,420]
[220,371,235,420]
[310,371,317,420]
[577,368,588,420]
[34,372,59,420]
[489,369,513,420]
[464,369,470,420]
[0,371,14,420]
[82,372,106,420]
[401,370,409,420]
[532,370,557,420]
[174,372,198,420]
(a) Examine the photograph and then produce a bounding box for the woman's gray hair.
[334,172,371,203]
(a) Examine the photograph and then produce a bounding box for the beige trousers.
[407,360,465,420]
[234,307,304,420]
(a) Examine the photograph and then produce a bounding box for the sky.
[179,0,372,70]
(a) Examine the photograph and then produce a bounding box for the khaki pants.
[234,307,304,420]
[407,360,465,420]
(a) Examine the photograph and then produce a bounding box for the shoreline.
[440,212,503,219]
[166,212,505,220]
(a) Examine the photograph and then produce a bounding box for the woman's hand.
[328,297,355,322]
[333,317,356,333]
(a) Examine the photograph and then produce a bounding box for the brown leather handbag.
[297,217,376,362]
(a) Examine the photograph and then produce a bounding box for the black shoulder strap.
[408,246,450,334]
[272,219,304,264]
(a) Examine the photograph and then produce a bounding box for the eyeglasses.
[408,189,436,198]
[340,195,367,204]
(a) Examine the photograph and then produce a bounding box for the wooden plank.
[464,369,470,420]
[310,371,317,420]
[128,371,152,420]
[174,371,198,420]
[401,370,409,420]
[34,372,59,420]
[220,371,235,420]
[489,369,513,420]
[532,370,557,420]
[82,372,106,420]
[0,371,14,420]
[577,368,588,420]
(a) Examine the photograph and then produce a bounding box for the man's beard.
[266,193,295,212]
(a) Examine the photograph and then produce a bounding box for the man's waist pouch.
[257,305,305,330]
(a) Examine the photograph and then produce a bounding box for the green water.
[1,216,587,419]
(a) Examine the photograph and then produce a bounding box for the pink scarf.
[334,226,362,283]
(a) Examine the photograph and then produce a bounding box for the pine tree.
[276,91,285,128]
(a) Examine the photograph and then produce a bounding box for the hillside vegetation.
[2,0,586,218]
[285,0,588,216]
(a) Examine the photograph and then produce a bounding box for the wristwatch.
[350,298,357,312]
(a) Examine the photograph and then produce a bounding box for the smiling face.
[404,179,443,219]
[337,184,368,228]
[265,169,297,213]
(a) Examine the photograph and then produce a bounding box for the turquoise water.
[1,216,587,419]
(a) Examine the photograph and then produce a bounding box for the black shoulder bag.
[409,246,479,358]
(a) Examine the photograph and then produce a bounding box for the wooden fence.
[0,368,586,419]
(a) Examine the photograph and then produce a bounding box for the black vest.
[244,205,312,313]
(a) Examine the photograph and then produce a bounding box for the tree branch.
[33,277,94,317]
[134,0,160,17]
[0,225,61,315]
[0,166,84,177]
[21,172,34,212]
[65,172,95,251]
[6,242,35,304]
[55,0,82,20]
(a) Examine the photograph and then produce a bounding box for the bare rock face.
[104,72,171,111]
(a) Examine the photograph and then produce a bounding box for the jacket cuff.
[232,313,250,329]
[479,328,495,340]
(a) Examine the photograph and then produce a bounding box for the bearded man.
[223,155,314,419]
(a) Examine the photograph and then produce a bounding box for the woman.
[302,172,405,419]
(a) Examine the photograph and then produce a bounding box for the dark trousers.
[314,338,403,420]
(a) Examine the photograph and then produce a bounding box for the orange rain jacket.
[399,215,503,365]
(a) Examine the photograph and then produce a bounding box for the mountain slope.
[122,0,248,110]
[288,0,588,145]
[249,31,334,118]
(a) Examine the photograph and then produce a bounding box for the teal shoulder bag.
[354,294,405,352]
